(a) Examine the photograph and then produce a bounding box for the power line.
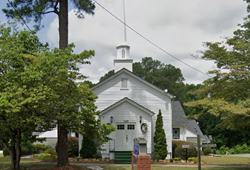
[7,0,32,31]
[93,0,212,78]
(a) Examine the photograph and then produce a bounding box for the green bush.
[32,144,51,154]
[0,143,3,150]
[45,148,57,156]
[154,110,168,160]
[3,148,9,157]
[80,137,97,158]
[172,141,197,160]
[67,137,79,157]
[33,153,57,162]
[188,157,197,163]
[203,147,212,155]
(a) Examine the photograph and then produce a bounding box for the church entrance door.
[115,122,136,151]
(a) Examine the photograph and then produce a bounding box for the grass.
[201,155,250,165]
[0,153,250,170]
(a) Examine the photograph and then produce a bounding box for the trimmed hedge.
[172,141,197,160]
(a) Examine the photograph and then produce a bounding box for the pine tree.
[154,110,168,160]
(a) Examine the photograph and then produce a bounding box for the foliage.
[3,0,96,167]
[171,157,182,162]
[3,0,95,31]
[80,137,97,158]
[67,137,79,158]
[217,144,250,155]
[203,147,212,155]
[154,110,168,160]
[45,148,57,156]
[33,153,57,162]
[188,157,197,163]
[0,23,99,169]
[184,2,250,131]
[172,141,197,160]
[96,123,115,150]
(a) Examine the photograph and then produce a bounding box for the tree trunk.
[57,121,69,166]
[59,0,68,50]
[15,129,21,169]
[57,0,69,167]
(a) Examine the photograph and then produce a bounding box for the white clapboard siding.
[94,70,173,155]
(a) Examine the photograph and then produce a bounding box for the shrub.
[188,157,197,163]
[67,137,79,157]
[3,148,9,157]
[32,144,51,154]
[80,137,97,158]
[154,110,168,160]
[33,153,57,162]
[172,141,197,160]
[203,147,212,155]
[45,148,57,156]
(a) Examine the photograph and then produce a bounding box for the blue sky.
[0,0,248,84]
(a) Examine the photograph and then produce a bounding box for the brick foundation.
[136,155,151,170]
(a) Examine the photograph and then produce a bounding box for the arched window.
[122,49,125,58]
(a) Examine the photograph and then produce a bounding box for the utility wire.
[7,0,32,31]
[93,0,212,78]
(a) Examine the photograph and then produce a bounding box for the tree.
[154,110,168,160]
[3,0,96,166]
[0,23,99,168]
[185,1,250,131]
[3,0,95,50]
[0,23,51,169]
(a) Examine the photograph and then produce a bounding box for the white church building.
[77,39,206,160]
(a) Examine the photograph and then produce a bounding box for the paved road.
[226,154,250,157]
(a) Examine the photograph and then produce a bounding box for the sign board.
[133,144,139,155]
[182,144,197,148]
[201,144,217,148]
[182,144,216,149]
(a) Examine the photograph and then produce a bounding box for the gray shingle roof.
[172,101,189,125]
[172,101,204,137]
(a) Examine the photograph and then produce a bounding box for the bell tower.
[114,0,133,72]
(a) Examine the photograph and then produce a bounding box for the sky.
[0,0,248,84]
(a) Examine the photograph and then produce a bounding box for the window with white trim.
[173,128,180,139]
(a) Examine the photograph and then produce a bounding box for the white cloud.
[45,0,247,84]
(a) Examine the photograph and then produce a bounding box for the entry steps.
[114,151,132,164]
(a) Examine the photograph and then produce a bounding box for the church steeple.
[114,0,133,72]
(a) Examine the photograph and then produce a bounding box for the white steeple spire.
[114,0,133,72]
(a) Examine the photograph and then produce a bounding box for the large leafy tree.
[3,0,96,166]
[3,0,95,50]
[0,23,98,168]
[153,110,168,160]
[185,0,250,131]
[0,23,51,169]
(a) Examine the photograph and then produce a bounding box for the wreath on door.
[141,123,148,133]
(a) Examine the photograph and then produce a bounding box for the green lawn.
[201,155,250,165]
[1,153,250,170]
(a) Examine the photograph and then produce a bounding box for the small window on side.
[173,128,180,139]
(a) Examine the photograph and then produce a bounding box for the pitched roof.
[187,120,204,137]
[172,101,189,125]
[92,68,175,99]
[172,101,204,137]
[99,97,155,116]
